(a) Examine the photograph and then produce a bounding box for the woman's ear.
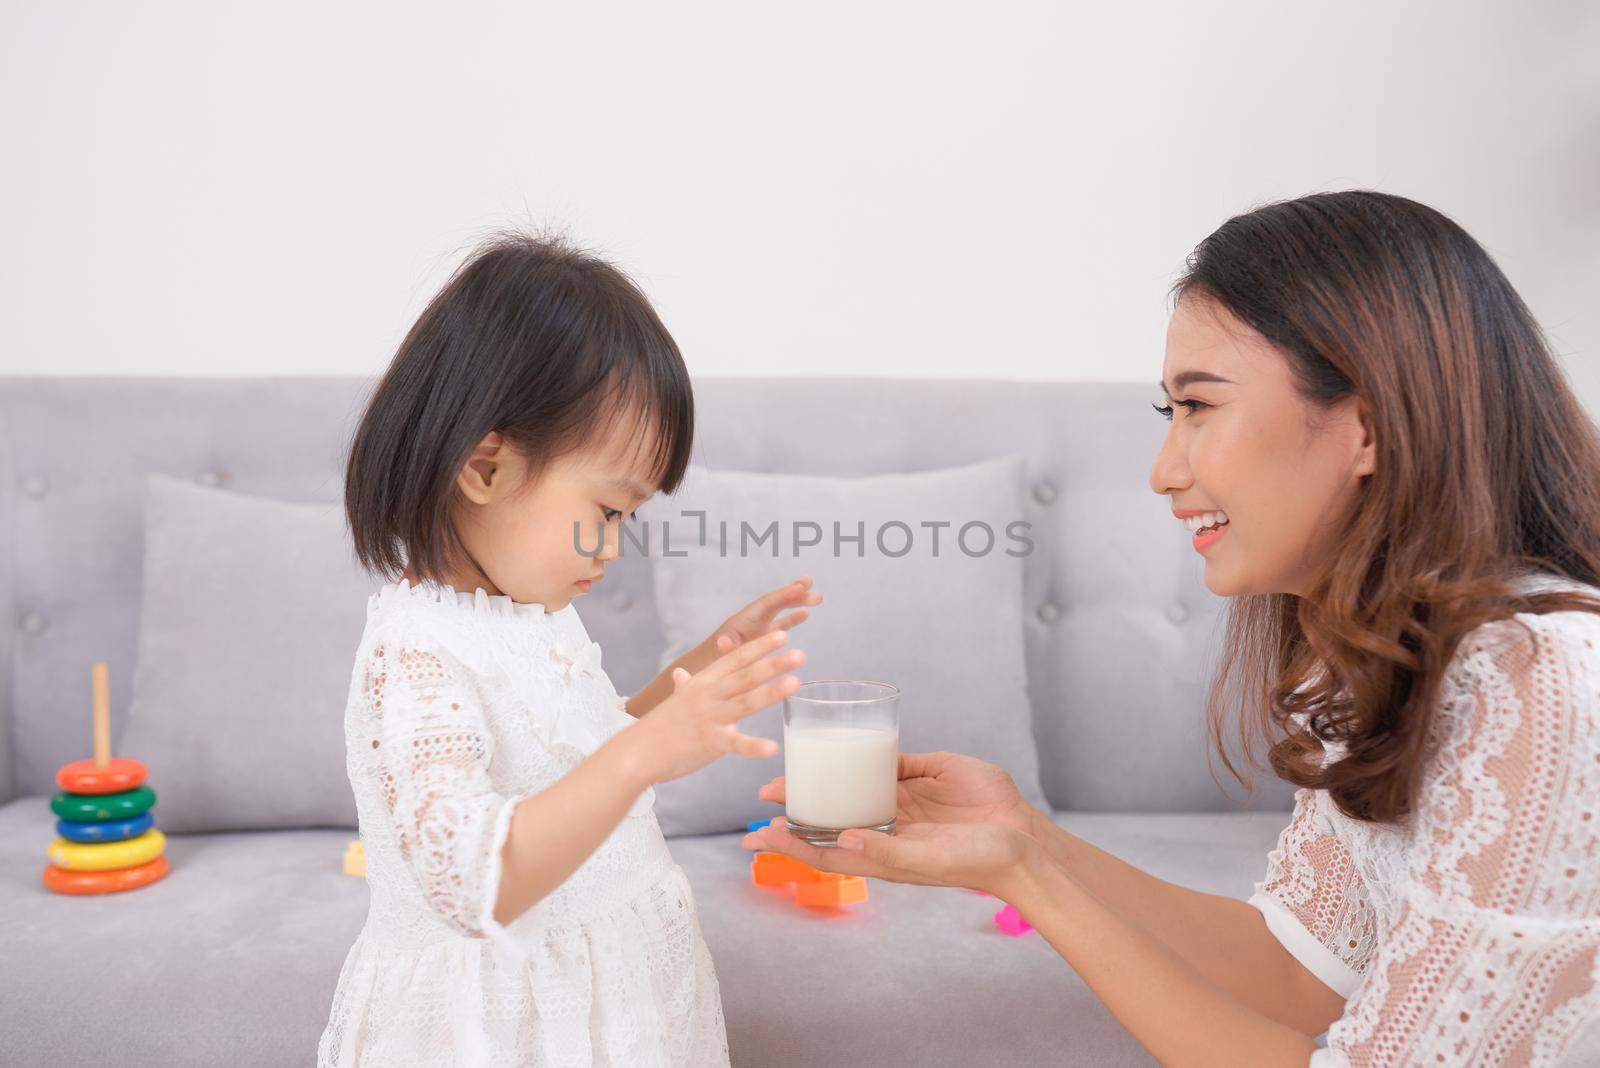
[1353,401,1377,478]
[457,432,505,505]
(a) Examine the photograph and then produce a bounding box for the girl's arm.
[998,846,1321,1068]
[625,578,821,718]
[492,726,655,923]
[498,629,801,924]
[1020,807,1349,1038]
[623,638,716,718]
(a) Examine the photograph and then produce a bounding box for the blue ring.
[55,812,154,843]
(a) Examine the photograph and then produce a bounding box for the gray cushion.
[647,457,1047,836]
[118,476,377,832]
[0,795,1286,1066]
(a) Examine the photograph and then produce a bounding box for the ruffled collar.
[376,578,574,623]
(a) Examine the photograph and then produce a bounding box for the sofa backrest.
[0,376,1293,812]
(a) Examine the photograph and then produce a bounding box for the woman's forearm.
[1023,809,1344,1036]
[1000,849,1320,1068]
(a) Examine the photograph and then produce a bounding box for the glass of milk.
[782,680,900,847]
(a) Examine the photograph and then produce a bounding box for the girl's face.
[1148,297,1375,598]
[441,423,659,610]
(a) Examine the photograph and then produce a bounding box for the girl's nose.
[597,521,622,562]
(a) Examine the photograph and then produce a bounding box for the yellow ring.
[47,829,166,871]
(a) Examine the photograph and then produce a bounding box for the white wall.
[3,1,1597,403]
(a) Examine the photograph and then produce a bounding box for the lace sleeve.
[1317,614,1600,1067]
[1250,788,1379,998]
[358,625,522,941]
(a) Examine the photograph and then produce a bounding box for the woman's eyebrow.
[1160,371,1236,394]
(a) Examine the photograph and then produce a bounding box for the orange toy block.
[796,873,869,907]
[752,851,823,886]
[751,851,868,908]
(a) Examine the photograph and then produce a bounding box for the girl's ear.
[457,431,505,504]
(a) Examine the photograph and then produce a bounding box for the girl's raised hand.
[706,578,822,656]
[633,630,805,785]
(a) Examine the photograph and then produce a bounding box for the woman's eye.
[1152,399,1209,422]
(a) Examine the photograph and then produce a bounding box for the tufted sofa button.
[1165,603,1189,625]
[1032,480,1058,506]
[610,592,633,612]
[20,474,49,499]
[1035,602,1061,625]
[20,612,47,635]
[196,471,224,488]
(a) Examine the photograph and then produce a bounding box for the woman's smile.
[1174,507,1230,552]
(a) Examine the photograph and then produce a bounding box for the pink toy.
[994,902,1033,936]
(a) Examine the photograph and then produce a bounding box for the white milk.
[783,723,899,829]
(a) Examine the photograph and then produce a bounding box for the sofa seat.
[0,797,1285,1066]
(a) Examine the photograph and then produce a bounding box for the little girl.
[317,234,822,1066]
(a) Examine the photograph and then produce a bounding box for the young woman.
[745,191,1600,1066]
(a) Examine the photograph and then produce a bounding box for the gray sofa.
[0,377,1294,1066]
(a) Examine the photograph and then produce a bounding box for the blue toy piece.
[55,812,154,843]
[746,818,773,833]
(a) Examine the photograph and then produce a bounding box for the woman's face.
[1148,296,1375,598]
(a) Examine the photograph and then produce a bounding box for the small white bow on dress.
[551,637,603,681]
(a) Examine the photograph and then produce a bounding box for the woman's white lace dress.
[317,581,729,1067]
[1251,593,1600,1066]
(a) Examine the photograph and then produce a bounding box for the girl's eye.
[600,507,637,522]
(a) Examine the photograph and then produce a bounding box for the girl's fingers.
[700,629,788,682]
[756,776,787,802]
[715,634,735,653]
[728,674,801,718]
[744,579,819,621]
[728,731,780,759]
[773,609,809,631]
[715,648,805,699]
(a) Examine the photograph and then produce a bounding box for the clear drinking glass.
[782,680,900,847]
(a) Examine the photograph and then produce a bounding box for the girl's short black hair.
[345,232,694,581]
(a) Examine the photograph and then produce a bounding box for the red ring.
[55,757,148,795]
[42,855,169,895]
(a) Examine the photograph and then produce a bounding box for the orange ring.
[42,855,169,895]
[55,757,148,795]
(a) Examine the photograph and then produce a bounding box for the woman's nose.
[1148,428,1193,497]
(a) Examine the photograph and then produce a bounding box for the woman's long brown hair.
[1178,191,1600,823]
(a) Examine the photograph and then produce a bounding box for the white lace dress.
[317,581,729,1067]
[1251,598,1600,1066]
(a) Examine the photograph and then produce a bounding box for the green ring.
[51,784,157,822]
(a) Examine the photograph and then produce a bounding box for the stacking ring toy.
[51,784,156,823]
[48,829,166,872]
[56,812,154,843]
[42,855,169,896]
[55,756,147,794]
[42,663,170,896]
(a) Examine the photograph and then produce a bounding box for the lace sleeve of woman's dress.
[359,623,523,942]
[1315,613,1600,1068]
[1250,788,1379,999]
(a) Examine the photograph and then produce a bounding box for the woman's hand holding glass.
[743,751,1048,897]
